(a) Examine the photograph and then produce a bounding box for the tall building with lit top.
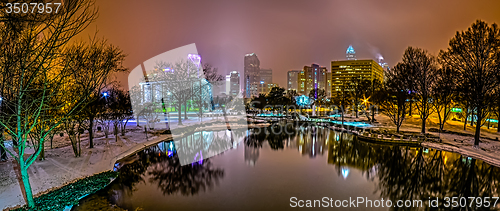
[346,45,356,60]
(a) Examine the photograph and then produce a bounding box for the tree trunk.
[0,128,6,160]
[49,133,54,149]
[0,144,6,161]
[408,101,412,117]
[88,116,95,148]
[421,112,426,134]
[464,108,468,131]
[341,105,345,126]
[77,134,81,157]
[371,106,375,123]
[474,114,482,147]
[184,102,188,120]
[39,144,45,161]
[115,124,118,142]
[355,102,359,118]
[19,162,35,208]
[121,120,128,136]
[497,107,500,132]
[438,110,443,132]
[177,104,183,125]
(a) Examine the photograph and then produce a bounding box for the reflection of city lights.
[423,148,429,154]
[341,167,350,179]
[444,156,448,164]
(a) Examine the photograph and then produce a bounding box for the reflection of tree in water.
[112,147,164,195]
[245,123,299,150]
[148,155,224,196]
[327,133,379,179]
[324,130,500,210]
[245,127,268,148]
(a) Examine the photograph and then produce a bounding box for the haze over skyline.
[82,0,500,88]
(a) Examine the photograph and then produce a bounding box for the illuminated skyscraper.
[287,70,300,91]
[229,71,240,97]
[331,59,384,92]
[346,45,356,60]
[244,53,260,97]
[297,64,328,97]
[259,68,273,85]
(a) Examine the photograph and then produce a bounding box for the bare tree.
[381,64,410,133]
[203,63,224,82]
[440,20,500,147]
[334,84,351,125]
[403,46,437,134]
[349,77,371,118]
[0,0,99,208]
[66,38,127,148]
[152,60,201,125]
[432,66,457,132]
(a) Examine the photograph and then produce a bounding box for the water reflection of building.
[295,127,329,157]
[173,130,244,165]
[327,132,378,179]
[245,144,259,166]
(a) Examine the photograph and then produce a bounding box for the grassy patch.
[11,171,118,211]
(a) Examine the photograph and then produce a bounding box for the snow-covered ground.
[0,115,239,210]
[1,113,499,210]
[371,114,500,166]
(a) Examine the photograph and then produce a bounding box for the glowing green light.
[487,119,498,123]
[451,108,462,112]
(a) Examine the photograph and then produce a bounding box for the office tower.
[294,64,328,96]
[331,59,384,93]
[346,45,356,60]
[287,70,300,91]
[259,68,273,85]
[229,71,240,97]
[244,53,260,97]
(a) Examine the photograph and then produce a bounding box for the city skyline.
[81,0,500,89]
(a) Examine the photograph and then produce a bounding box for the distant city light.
[451,108,462,112]
[103,92,108,97]
[260,81,264,84]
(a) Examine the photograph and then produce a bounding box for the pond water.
[73,124,500,211]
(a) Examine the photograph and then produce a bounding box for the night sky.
[81,0,500,88]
